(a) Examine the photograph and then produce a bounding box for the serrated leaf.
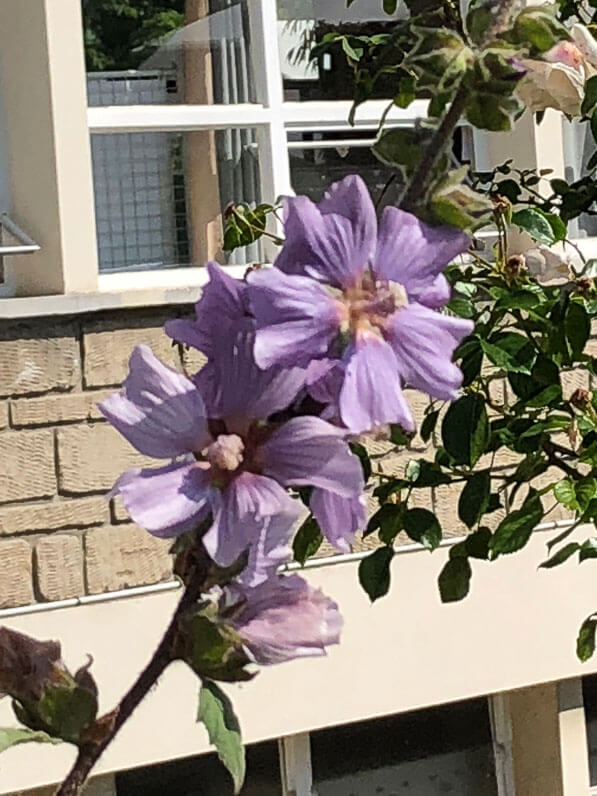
[489,493,543,557]
[0,727,61,755]
[292,517,323,566]
[403,508,442,551]
[458,471,491,528]
[438,557,472,603]
[577,617,597,662]
[198,681,245,794]
[358,547,394,602]
[442,394,490,467]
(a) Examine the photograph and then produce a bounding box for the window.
[309,698,499,796]
[583,675,597,789]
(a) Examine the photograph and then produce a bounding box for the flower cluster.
[100,176,472,669]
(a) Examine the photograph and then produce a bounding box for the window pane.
[83,0,255,106]
[311,698,498,796]
[116,739,282,795]
[563,119,597,238]
[583,675,597,785]
[277,0,407,101]
[288,127,473,205]
[91,128,261,272]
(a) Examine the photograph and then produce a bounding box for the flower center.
[336,272,408,338]
[205,434,245,472]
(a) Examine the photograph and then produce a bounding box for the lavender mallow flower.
[99,333,365,582]
[221,573,342,665]
[247,175,474,434]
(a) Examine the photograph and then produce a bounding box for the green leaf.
[465,527,492,560]
[292,517,323,566]
[0,727,61,755]
[420,410,440,443]
[565,301,590,360]
[489,493,543,557]
[366,503,403,545]
[539,542,579,568]
[442,394,490,467]
[38,683,98,744]
[458,471,491,528]
[554,477,597,512]
[580,538,597,562]
[438,557,472,603]
[577,617,597,662]
[198,681,245,795]
[481,333,536,374]
[358,547,394,602]
[383,0,398,13]
[350,442,372,481]
[511,208,554,245]
[582,75,597,116]
[408,459,452,487]
[403,508,442,551]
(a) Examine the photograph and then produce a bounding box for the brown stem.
[55,551,210,796]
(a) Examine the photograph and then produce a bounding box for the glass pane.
[288,127,473,205]
[584,675,597,785]
[277,0,408,101]
[562,118,597,238]
[116,739,282,795]
[311,698,498,796]
[91,128,261,272]
[82,0,255,105]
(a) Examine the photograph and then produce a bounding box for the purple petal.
[338,333,414,434]
[310,489,366,553]
[111,461,214,538]
[229,573,342,665]
[260,416,364,497]
[165,262,250,357]
[375,208,470,297]
[386,303,473,400]
[197,327,305,420]
[274,177,376,286]
[416,274,451,309]
[203,472,299,584]
[99,345,211,459]
[248,268,341,368]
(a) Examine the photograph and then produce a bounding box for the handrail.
[0,212,40,255]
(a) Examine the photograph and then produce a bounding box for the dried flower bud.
[576,276,594,296]
[570,388,592,409]
[505,254,526,278]
[493,195,511,216]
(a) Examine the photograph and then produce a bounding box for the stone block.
[0,496,108,536]
[11,390,113,427]
[85,524,172,594]
[35,535,85,601]
[0,430,56,504]
[83,318,181,387]
[0,323,80,397]
[56,424,152,494]
[0,538,33,607]
[0,402,7,430]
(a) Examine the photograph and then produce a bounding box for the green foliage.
[358,547,395,602]
[0,727,61,755]
[293,517,323,566]
[198,681,246,794]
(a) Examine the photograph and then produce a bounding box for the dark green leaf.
[0,727,61,755]
[350,442,372,481]
[577,617,597,662]
[292,517,323,566]
[565,301,590,360]
[420,410,440,443]
[38,684,97,744]
[465,527,492,559]
[458,471,491,528]
[511,208,554,245]
[198,681,245,795]
[582,75,597,116]
[403,508,442,551]
[383,0,398,13]
[366,503,404,544]
[489,493,543,557]
[442,394,490,467]
[580,538,597,562]
[408,459,452,487]
[539,542,579,568]
[438,557,472,603]
[481,333,536,374]
[358,547,394,602]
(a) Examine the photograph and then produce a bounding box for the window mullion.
[279,732,313,796]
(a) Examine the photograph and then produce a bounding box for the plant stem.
[55,553,210,796]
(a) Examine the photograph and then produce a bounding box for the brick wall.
[0,305,584,609]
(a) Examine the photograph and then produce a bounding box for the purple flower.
[247,175,474,433]
[99,338,364,583]
[223,573,342,665]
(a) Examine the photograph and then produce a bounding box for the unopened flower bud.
[570,388,591,409]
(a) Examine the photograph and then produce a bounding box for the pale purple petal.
[306,359,344,406]
[260,416,364,497]
[375,208,470,295]
[387,303,473,400]
[338,333,414,434]
[111,461,214,538]
[416,274,451,309]
[248,268,341,368]
[204,473,299,584]
[274,178,376,286]
[310,489,366,553]
[99,345,211,458]
[229,574,342,665]
[198,327,305,420]
[165,262,250,357]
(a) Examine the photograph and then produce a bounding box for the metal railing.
[0,213,40,255]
